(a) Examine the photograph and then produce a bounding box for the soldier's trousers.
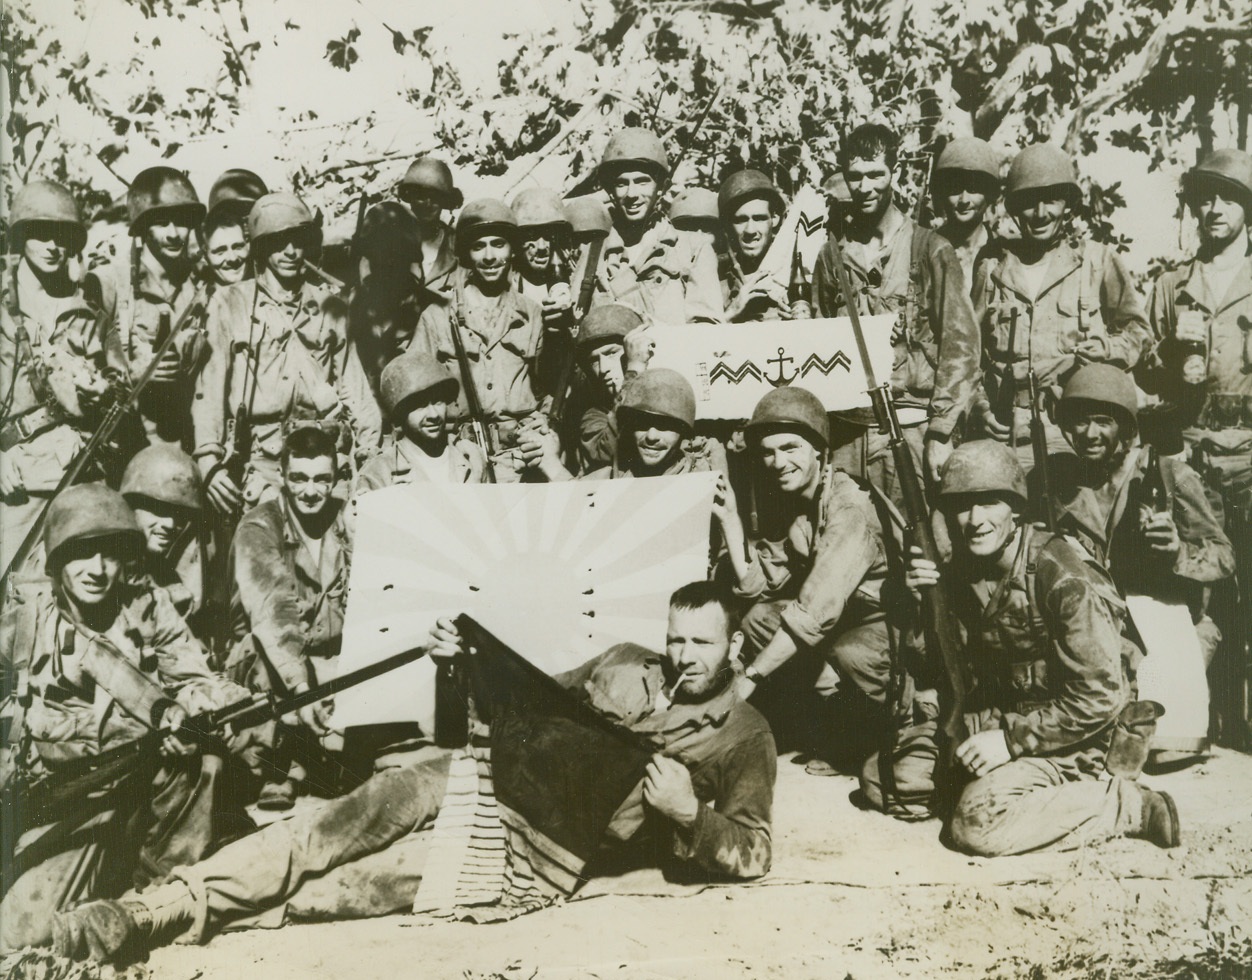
[170,754,451,941]
[1,753,230,951]
[861,719,1147,854]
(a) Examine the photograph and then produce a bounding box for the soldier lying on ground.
[0,485,266,952]
[51,582,777,962]
[714,387,907,776]
[861,440,1182,852]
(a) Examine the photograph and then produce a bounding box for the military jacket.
[735,468,888,649]
[812,207,980,439]
[955,529,1137,766]
[1144,253,1252,433]
[354,435,487,493]
[0,580,242,775]
[973,238,1152,406]
[0,273,107,491]
[594,218,724,324]
[231,496,352,693]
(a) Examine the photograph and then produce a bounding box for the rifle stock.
[827,242,969,816]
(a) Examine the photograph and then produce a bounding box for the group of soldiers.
[2,116,1251,961]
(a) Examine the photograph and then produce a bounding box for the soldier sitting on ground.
[863,440,1182,852]
[227,426,353,809]
[354,351,488,492]
[0,485,264,953]
[120,444,212,636]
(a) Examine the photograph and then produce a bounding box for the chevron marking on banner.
[709,360,764,385]
[796,212,826,237]
[799,351,851,377]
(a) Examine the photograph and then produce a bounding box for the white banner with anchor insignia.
[647,315,896,419]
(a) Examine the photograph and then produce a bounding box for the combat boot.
[1134,788,1181,849]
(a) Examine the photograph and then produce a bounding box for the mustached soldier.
[1,181,110,578]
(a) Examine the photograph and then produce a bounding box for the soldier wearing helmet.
[1046,366,1233,765]
[121,444,211,629]
[717,170,800,322]
[0,484,261,950]
[395,156,462,301]
[972,143,1152,471]
[355,351,487,491]
[1141,148,1252,745]
[1,181,110,578]
[715,386,901,775]
[192,191,381,518]
[931,137,1001,294]
[408,198,546,482]
[812,122,982,492]
[200,169,268,289]
[509,188,576,393]
[87,166,210,449]
[861,439,1182,856]
[593,128,724,324]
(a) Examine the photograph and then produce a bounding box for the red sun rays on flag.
[332,473,717,730]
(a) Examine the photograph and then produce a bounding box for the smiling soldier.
[718,170,805,323]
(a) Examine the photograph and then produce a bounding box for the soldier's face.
[468,236,511,285]
[631,420,683,471]
[283,454,336,518]
[402,392,451,441]
[1193,190,1248,248]
[586,342,626,398]
[1063,410,1123,463]
[609,172,660,226]
[59,544,125,607]
[665,602,743,701]
[205,223,249,285]
[400,190,443,225]
[132,501,188,556]
[519,233,556,273]
[21,224,76,276]
[952,492,1018,558]
[1012,195,1068,245]
[939,178,991,230]
[758,431,822,496]
[144,218,193,262]
[730,200,779,262]
[845,155,893,221]
[264,232,308,282]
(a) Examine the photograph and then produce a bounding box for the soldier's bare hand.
[1142,511,1181,558]
[955,730,1011,777]
[430,617,465,660]
[979,403,1013,443]
[150,346,182,384]
[624,325,656,370]
[712,473,742,529]
[1072,336,1110,363]
[642,753,699,828]
[925,438,953,484]
[158,702,196,758]
[298,699,333,737]
[206,469,242,515]
[905,546,940,593]
[0,453,25,498]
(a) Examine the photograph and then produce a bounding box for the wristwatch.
[744,665,767,685]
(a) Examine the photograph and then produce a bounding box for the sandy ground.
[129,747,1252,980]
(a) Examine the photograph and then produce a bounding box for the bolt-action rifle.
[0,288,207,594]
[449,275,498,483]
[549,234,606,425]
[1,643,429,897]
[1027,370,1057,532]
[827,241,969,818]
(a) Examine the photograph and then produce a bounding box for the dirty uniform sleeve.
[191,289,235,477]
[672,729,776,879]
[779,504,880,649]
[1099,249,1152,370]
[145,588,245,714]
[733,536,792,601]
[1002,564,1129,758]
[578,406,617,472]
[232,514,310,692]
[338,339,383,459]
[1168,459,1236,583]
[926,241,981,439]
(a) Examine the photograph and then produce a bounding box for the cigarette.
[665,666,694,700]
